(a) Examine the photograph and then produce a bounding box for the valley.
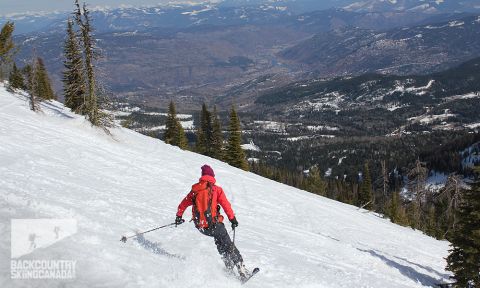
[4,4,480,109]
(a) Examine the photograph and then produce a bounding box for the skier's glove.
[175,216,185,226]
[230,217,238,230]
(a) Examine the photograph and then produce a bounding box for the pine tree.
[63,18,86,114]
[22,64,33,91]
[174,121,189,150]
[425,205,437,237]
[27,58,41,111]
[211,105,224,160]
[359,162,373,210]
[195,123,206,154]
[387,189,410,226]
[388,190,400,223]
[407,200,422,230]
[75,0,99,125]
[408,159,428,205]
[34,57,55,100]
[304,166,327,196]
[0,21,16,79]
[164,101,188,149]
[446,167,480,287]
[8,63,25,90]
[164,101,178,144]
[196,103,213,155]
[225,106,249,171]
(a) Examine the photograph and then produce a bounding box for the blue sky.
[1,0,212,15]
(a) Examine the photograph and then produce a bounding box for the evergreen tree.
[408,159,428,205]
[63,19,86,114]
[0,21,15,79]
[359,162,373,210]
[304,166,327,196]
[407,200,422,230]
[425,205,437,237]
[225,106,249,171]
[195,123,206,154]
[74,0,99,125]
[22,64,33,92]
[8,63,25,90]
[211,105,224,160]
[390,190,410,226]
[164,101,178,145]
[34,57,55,100]
[174,121,189,150]
[27,58,41,111]
[196,103,213,155]
[446,167,480,287]
[20,63,33,82]
[164,101,189,149]
[388,190,401,224]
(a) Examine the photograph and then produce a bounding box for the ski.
[240,267,259,285]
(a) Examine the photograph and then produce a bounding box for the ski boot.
[236,261,250,282]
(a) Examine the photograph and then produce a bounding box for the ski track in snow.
[0,85,451,287]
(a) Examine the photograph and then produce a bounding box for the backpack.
[191,181,219,228]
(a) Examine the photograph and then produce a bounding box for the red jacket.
[177,175,235,224]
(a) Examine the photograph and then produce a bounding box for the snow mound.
[0,84,451,287]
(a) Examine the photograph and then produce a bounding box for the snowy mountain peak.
[344,0,480,13]
[0,83,451,287]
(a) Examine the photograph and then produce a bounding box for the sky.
[1,0,217,15]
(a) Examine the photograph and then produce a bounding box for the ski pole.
[120,221,184,243]
[231,227,236,254]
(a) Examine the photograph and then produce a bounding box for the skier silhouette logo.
[11,219,77,258]
[28,233,37,250]
[54,226,60,239]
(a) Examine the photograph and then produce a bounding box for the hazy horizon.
[1,0,221,16]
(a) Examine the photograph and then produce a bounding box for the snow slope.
[0,84,451,287]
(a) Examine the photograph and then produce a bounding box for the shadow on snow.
[135,234,185,260]
[357,248,446,286]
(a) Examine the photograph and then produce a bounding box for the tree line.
[251,157,480,287]
[1,21,56,109]
[163,101,249,171]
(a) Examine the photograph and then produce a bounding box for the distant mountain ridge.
[4,3,480,110]
[1,4,291,35]
[280,14,480,76]
[3,0,480,34]
[343,0,480,13]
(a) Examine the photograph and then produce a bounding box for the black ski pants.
[198,222,243,269]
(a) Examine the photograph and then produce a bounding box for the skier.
[175,164,249,279]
